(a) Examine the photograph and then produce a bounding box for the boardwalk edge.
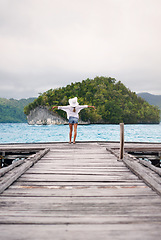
[0,148,50,194]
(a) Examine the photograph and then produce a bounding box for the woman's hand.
[88,106,96,110]
[52,106,58,110]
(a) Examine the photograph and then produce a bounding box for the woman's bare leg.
[69,123,73,143]
[73,123,78,144]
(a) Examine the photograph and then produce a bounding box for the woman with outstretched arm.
[52,97,95,144]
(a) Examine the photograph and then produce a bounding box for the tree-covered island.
[24,77,160,124]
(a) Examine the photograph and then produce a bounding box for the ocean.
[0,123,161,143]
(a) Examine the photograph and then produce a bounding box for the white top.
[58,105,88,119]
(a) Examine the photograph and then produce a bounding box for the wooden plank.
[0,215,161,225]
[1,195,160,204]
[12,181,145,187]
[0,159,25,177]
[0,224,161,240]
[25,170,131,174]
[123,157,161,196]
[1,186,155,197]
[139,159,161,176]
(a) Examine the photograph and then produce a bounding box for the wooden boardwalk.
[0,142,161,240]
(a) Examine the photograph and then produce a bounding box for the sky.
[0,0,161,99]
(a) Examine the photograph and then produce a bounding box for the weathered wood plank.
[139,159,161,176]
[0,159,25,177]
[12,181,145,186]
[25,170,131,174]
[123,157,161,196]
[1,215,161,225]
[1,186,155,197]
[1,196,160,204]
[0,224,161,240]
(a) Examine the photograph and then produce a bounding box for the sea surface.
[0,123,161,143]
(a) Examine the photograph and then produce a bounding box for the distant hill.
[0,98,36,123]
[24,77,160,124]
[137,92,161,110]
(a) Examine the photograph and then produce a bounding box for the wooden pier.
[0,142,161,240]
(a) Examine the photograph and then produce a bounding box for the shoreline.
[0,122,161,125]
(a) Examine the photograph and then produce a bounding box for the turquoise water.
[0,123,161,143]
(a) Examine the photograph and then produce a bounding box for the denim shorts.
[69,117,78,124]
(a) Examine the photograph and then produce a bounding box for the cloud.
[0,0,161,99]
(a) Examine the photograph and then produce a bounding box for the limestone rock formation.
[27,106,68,125]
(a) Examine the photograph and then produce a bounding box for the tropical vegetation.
[24,77,160,124]
[0,98,35,123]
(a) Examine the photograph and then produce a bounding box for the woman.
[52,97,95,144]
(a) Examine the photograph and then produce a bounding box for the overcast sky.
[0,0,161,99]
